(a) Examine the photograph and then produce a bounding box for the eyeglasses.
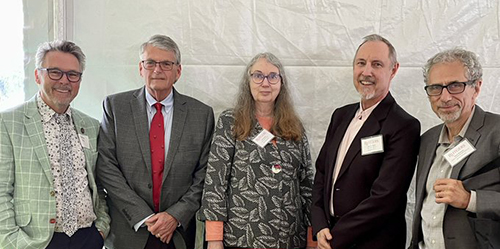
[38,68,82,83]
[424,80,475,96]
[141,60,177,71]
[250,72,281,84]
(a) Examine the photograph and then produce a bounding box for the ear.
[139,61,144,77]
[389,62,400,80]
[34,69,41,85]
[473,79,482,97]
[174,64,182,83]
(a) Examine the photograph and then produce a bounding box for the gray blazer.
[97,87,214,249]
[410,106,500,249]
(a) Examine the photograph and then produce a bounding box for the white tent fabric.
[22,0,500,246]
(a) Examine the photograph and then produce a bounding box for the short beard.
[437,108,462,124]
[359,88,375,100]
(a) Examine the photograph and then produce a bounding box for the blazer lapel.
[337,93,394,180]
[416,128,440,205]
[163,88,187,182]
[451,106,483,179]
[325,104,358,183]
[131,87,153,175]
[24,97,54,184]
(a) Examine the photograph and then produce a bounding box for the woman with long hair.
[200,52,315,249]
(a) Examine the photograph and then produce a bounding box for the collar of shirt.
[144,89,174,115]
[355,99,381,121]
[36,93,73,123]
[438,106,475,146]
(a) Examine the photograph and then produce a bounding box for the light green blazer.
[0,96,110,249]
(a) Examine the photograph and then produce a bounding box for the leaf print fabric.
[200,109,314,249]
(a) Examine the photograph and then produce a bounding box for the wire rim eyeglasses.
[250,72,281,84]
[141,60,178,71]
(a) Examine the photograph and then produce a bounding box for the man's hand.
[434,178,471,209]
[207,241,224,249]
[316,228,333,249]
[145,212,178,244]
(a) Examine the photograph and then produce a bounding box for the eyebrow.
[429,80,463,86]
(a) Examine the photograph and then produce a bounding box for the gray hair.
[423,48,482,85]
[35,40,86,71]
[237,52,291,104]
[140,35,181,64]
[354,34,398,66]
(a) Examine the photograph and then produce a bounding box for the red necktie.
[150,103,165,212]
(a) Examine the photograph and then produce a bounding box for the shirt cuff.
[466,190,477,213]
[134,214,155,232]
[205,221,224,241]
[307,226,318,247]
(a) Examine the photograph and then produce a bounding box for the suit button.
[49,218,56,224]
[335,188,340,191]
[148,183,152,189]
[50,191,55,197]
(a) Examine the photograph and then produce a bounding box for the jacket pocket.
[14,201,32,227]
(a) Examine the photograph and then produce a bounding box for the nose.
[440,87,453,101]
[59,73,71,84]
[362,65,372,76]
[153,63,163,73]
[261,77,271,86]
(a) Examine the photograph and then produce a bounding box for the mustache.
[358,76,375,82]
[438,101,458,108]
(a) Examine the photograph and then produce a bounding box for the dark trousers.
[144,233,176,249]
[46,223,104,249]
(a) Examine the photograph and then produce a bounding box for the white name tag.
[252,129,275,148]
[361,135,384,156]
[79,134,90,149]
[443,139,476,167]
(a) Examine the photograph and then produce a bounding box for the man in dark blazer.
[97,35,215,249]
[312,34,420,249]
[410,49,500,249]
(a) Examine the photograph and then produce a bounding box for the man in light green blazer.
[0,40,110,249]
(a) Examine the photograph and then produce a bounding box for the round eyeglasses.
[424,80,475,96]
[141,60,177,71]
[250,72,281,84]
[38,68,82,83]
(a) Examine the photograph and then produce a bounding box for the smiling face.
[249,58,282,106]
[353,41,399,109]
[140,45,182,101]
[35,51,81,114]
[427,60,481,126]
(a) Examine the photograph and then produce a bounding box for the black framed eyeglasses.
[38,68,82,83]
[250,72,281,84]
[141,60,177,71]
[424,80,475,96]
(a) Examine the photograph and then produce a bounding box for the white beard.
[437,107,462,124]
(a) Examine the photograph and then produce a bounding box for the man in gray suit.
[97,34,215,249]
[410,48,500,249]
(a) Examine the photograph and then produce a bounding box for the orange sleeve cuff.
[307,226,318,247]
[205,221,224,241]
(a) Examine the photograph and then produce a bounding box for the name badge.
[444,139,476,167]
[79,134,90,149]
[252,129,275,148]
[361,135,384,156]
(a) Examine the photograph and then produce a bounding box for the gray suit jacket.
[97,87,214,249]
[411,106,500,249]
[0,96,110,249]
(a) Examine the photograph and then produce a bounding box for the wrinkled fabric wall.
[23,0,500,245]
[68,0,500,158]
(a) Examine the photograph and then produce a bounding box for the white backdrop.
[22,0,500,245]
